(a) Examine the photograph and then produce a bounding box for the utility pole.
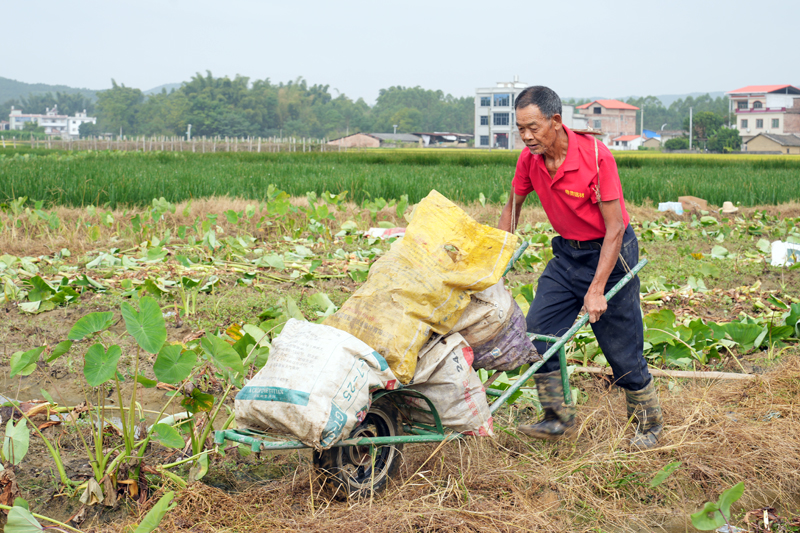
[640,105,644,137]
[689,107,693,151]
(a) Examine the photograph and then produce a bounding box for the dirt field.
[1,199,799,532]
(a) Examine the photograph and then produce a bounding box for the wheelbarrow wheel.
[313,397,403,498]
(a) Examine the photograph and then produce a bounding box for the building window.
[493,113,509,126]
[480,96,490,107]
[593,120,602,129]
[737,101,748,110]
[480,135,489,146]
[756,119,764,128]
[741,119,748,128]
[593,107,602,114]
[493,94,510,107]
[753,101,763,109]
[480,116,488,126]
[772,118,779,128]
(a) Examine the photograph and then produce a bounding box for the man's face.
[516,105,562,155]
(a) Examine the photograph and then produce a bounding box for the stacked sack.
[235,190,536,447]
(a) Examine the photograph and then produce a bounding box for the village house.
[611,134,644,150]
[474,77,588,150]
[744,133,800,155]
[576,99,639,145]
[8,105,96,140]
[726,85,800,143]
[326,133,421,148]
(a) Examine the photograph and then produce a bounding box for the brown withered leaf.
[0,469,21,513]
[182,330,205,343]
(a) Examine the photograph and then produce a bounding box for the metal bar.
[215,429,461,450]
[531,334,560,343]
[489,258,647,414]
[558,345,571,405]
[502,241,529,276]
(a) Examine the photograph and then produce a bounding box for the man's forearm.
[588,225,623,295]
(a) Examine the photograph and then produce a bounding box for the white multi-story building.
[474,78,587,149]
[8,105,96,139]
[726,85,800,143]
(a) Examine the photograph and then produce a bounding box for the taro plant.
[690,482,745,530]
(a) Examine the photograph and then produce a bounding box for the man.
[498,86,663,449]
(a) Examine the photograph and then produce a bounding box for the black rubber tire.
[313,397,403,498]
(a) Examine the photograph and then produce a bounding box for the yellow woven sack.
[324,190,519,383]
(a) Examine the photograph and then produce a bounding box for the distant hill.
[0,76,99,104]
[144,83,182,95]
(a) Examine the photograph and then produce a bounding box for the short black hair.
[514,86,562,118]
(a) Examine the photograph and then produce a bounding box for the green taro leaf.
[690,501,725,530]
[3,419,30,465]
[643,309,677,346]
[200,335,244,384]
[9,347,44,377]
[121,296,167,353]
[181,388,215,414]
[153,345,197,384]
[4,505,43,533]
[698,263,721,278]
[46,340,73,362]
[133,490,176,533]
[150,424,185,448]
[649,461,682,488]
[718,481,745,520]
[710,245,729,259]
[68,311,115,340]
[83,344,122,387]
[135,374,158,388]
[724,322,765,351]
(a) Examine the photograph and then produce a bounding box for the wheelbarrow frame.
[214,249,648,454]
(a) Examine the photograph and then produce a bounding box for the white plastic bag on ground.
[234,319,400,450]
[401,333,493,436]
[452,280,514,346]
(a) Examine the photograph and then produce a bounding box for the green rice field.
[1,148,799,207]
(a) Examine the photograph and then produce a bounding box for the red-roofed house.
[726,85,800,142]
[612,134,644,151]
[576,99,639,145]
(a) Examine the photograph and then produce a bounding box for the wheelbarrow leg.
[558,345,572,406]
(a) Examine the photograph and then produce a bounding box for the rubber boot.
[518,370,576,441]
[625,380,664,450]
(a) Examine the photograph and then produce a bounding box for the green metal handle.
[488,258,648,413]
[502,240,529,276]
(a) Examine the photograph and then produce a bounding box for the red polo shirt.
[512,125,630,241]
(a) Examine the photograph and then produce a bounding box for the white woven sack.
[403,333,493,436]
[234,319,400,450]
[452,280,514,347]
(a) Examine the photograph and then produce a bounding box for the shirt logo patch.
[564,189,585,198]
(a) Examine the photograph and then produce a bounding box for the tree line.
[1,73,738,150]
[2,72,474,140]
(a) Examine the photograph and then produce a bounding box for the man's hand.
[583,290,607,323]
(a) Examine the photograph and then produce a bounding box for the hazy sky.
[4,0,798,103]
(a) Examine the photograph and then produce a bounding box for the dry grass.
[102,358,800,533]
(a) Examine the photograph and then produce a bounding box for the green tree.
[664,137,689,150]
[22,121,45,133]
[683,111,724,145]
[707,127,741,153]
[79,122,100,137]
[96,80,144,135]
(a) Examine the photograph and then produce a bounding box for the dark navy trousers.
[527,225,651,391]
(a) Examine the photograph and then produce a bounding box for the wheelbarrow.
[215,245,648,497]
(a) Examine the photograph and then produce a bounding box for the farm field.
[2,148,800,208]
[1,150,800,532]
